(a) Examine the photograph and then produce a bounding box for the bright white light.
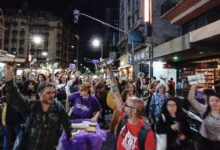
[92,39,101,47]
[33,36,42,44]
[144,0,150,22]
[42,52,48,56]
[71,45,75,48]
[153,61,165,68]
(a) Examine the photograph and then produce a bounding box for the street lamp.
[92,38,103,60]
[32,36,42,45]
[42,51,48,56]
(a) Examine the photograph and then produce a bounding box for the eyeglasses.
[124,104,136,109]
[167,104,176,107]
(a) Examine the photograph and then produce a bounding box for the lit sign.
[144,0,150,22]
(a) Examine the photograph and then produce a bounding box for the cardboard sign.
[187,74,206,85]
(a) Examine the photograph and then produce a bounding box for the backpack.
[57,83,67,101]
[101,118,151,150]
[120,119,151,150]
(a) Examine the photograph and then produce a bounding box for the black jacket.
[156,113,190,150]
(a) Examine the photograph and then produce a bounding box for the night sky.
[0,0,119,67]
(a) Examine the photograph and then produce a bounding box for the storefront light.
[153,61,165,68]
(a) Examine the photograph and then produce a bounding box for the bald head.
[127,97,144,116]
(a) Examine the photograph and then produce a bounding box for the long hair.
[161,98,186,118]
[22,80,36,95]
[202,93,220,119]
[37,74,47,83]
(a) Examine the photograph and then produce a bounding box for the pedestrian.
[106,66,156,150]
[148,83,169,124]
[188,84,220,150]
[0,85,24,150]
[156,98,190,150]
[4,64,73,150]
[66,82,102,121]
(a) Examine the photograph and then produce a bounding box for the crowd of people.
[0,63,219,150]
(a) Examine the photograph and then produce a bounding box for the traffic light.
[73,9,80,24]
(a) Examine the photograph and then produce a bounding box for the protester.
[95,81,108,127]
[37,73,47,84]
[0,85,24,150]
[156,98,190,150]
[56,74,68,106]
[4,64,73,150]
[149,82,169,124]
[188,84,220,150]
[22,80,38,100]
[66,82,102,121]
[106,65,156,150]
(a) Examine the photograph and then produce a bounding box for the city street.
[0,0,220,150]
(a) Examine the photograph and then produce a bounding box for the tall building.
[3,9,75,68]
[154,0,220,89]
[0,9,5,49]
[118,0,179,79]
[104,8,119,59]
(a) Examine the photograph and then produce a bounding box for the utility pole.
[73,9,135,79]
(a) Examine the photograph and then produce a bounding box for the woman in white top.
[188,84,220,150]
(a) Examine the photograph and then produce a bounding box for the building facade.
[154,0,220,89]
[3,9,74,68]
[118,0,180,79]
[0,9,5,49]
[104,8,119,60]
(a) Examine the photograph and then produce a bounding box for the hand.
[171,124,179,131]
[91,117,98,122]
[178,134,186,141]
[5,64,16,82]
[69,136,74,143]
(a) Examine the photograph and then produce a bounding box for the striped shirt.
[188,97,220,141]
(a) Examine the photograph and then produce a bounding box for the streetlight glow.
[92,38,101,47]
[33,36,42,44]
[42,51,48,56]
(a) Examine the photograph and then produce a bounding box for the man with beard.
[106,66,156,150]
[4,64,73,150]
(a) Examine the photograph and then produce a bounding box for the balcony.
[12,21,18,26]
[12,38,17,43]
[19,39,25,44]
[12,30,18,35]
[161,0,220,25]
[20,29,25,35]
[19,48,24,54]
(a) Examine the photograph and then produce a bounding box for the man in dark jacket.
[4,64,73,150]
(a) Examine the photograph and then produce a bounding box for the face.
[79,89,89,97]
[143,79,146,84]
[128,84,135,94]
[209,96,220,112]
[158,85,165,94]
[28,82,34,91]
[119,78,123,84]
[39,86,55,104]
[61,75,67,83]
[123,99,135,118]
[38,75,45,83]
[167,100,177,115]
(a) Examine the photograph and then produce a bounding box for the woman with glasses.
[188,84,220,150]
[66,82,102,122]
[156,98,190,150]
